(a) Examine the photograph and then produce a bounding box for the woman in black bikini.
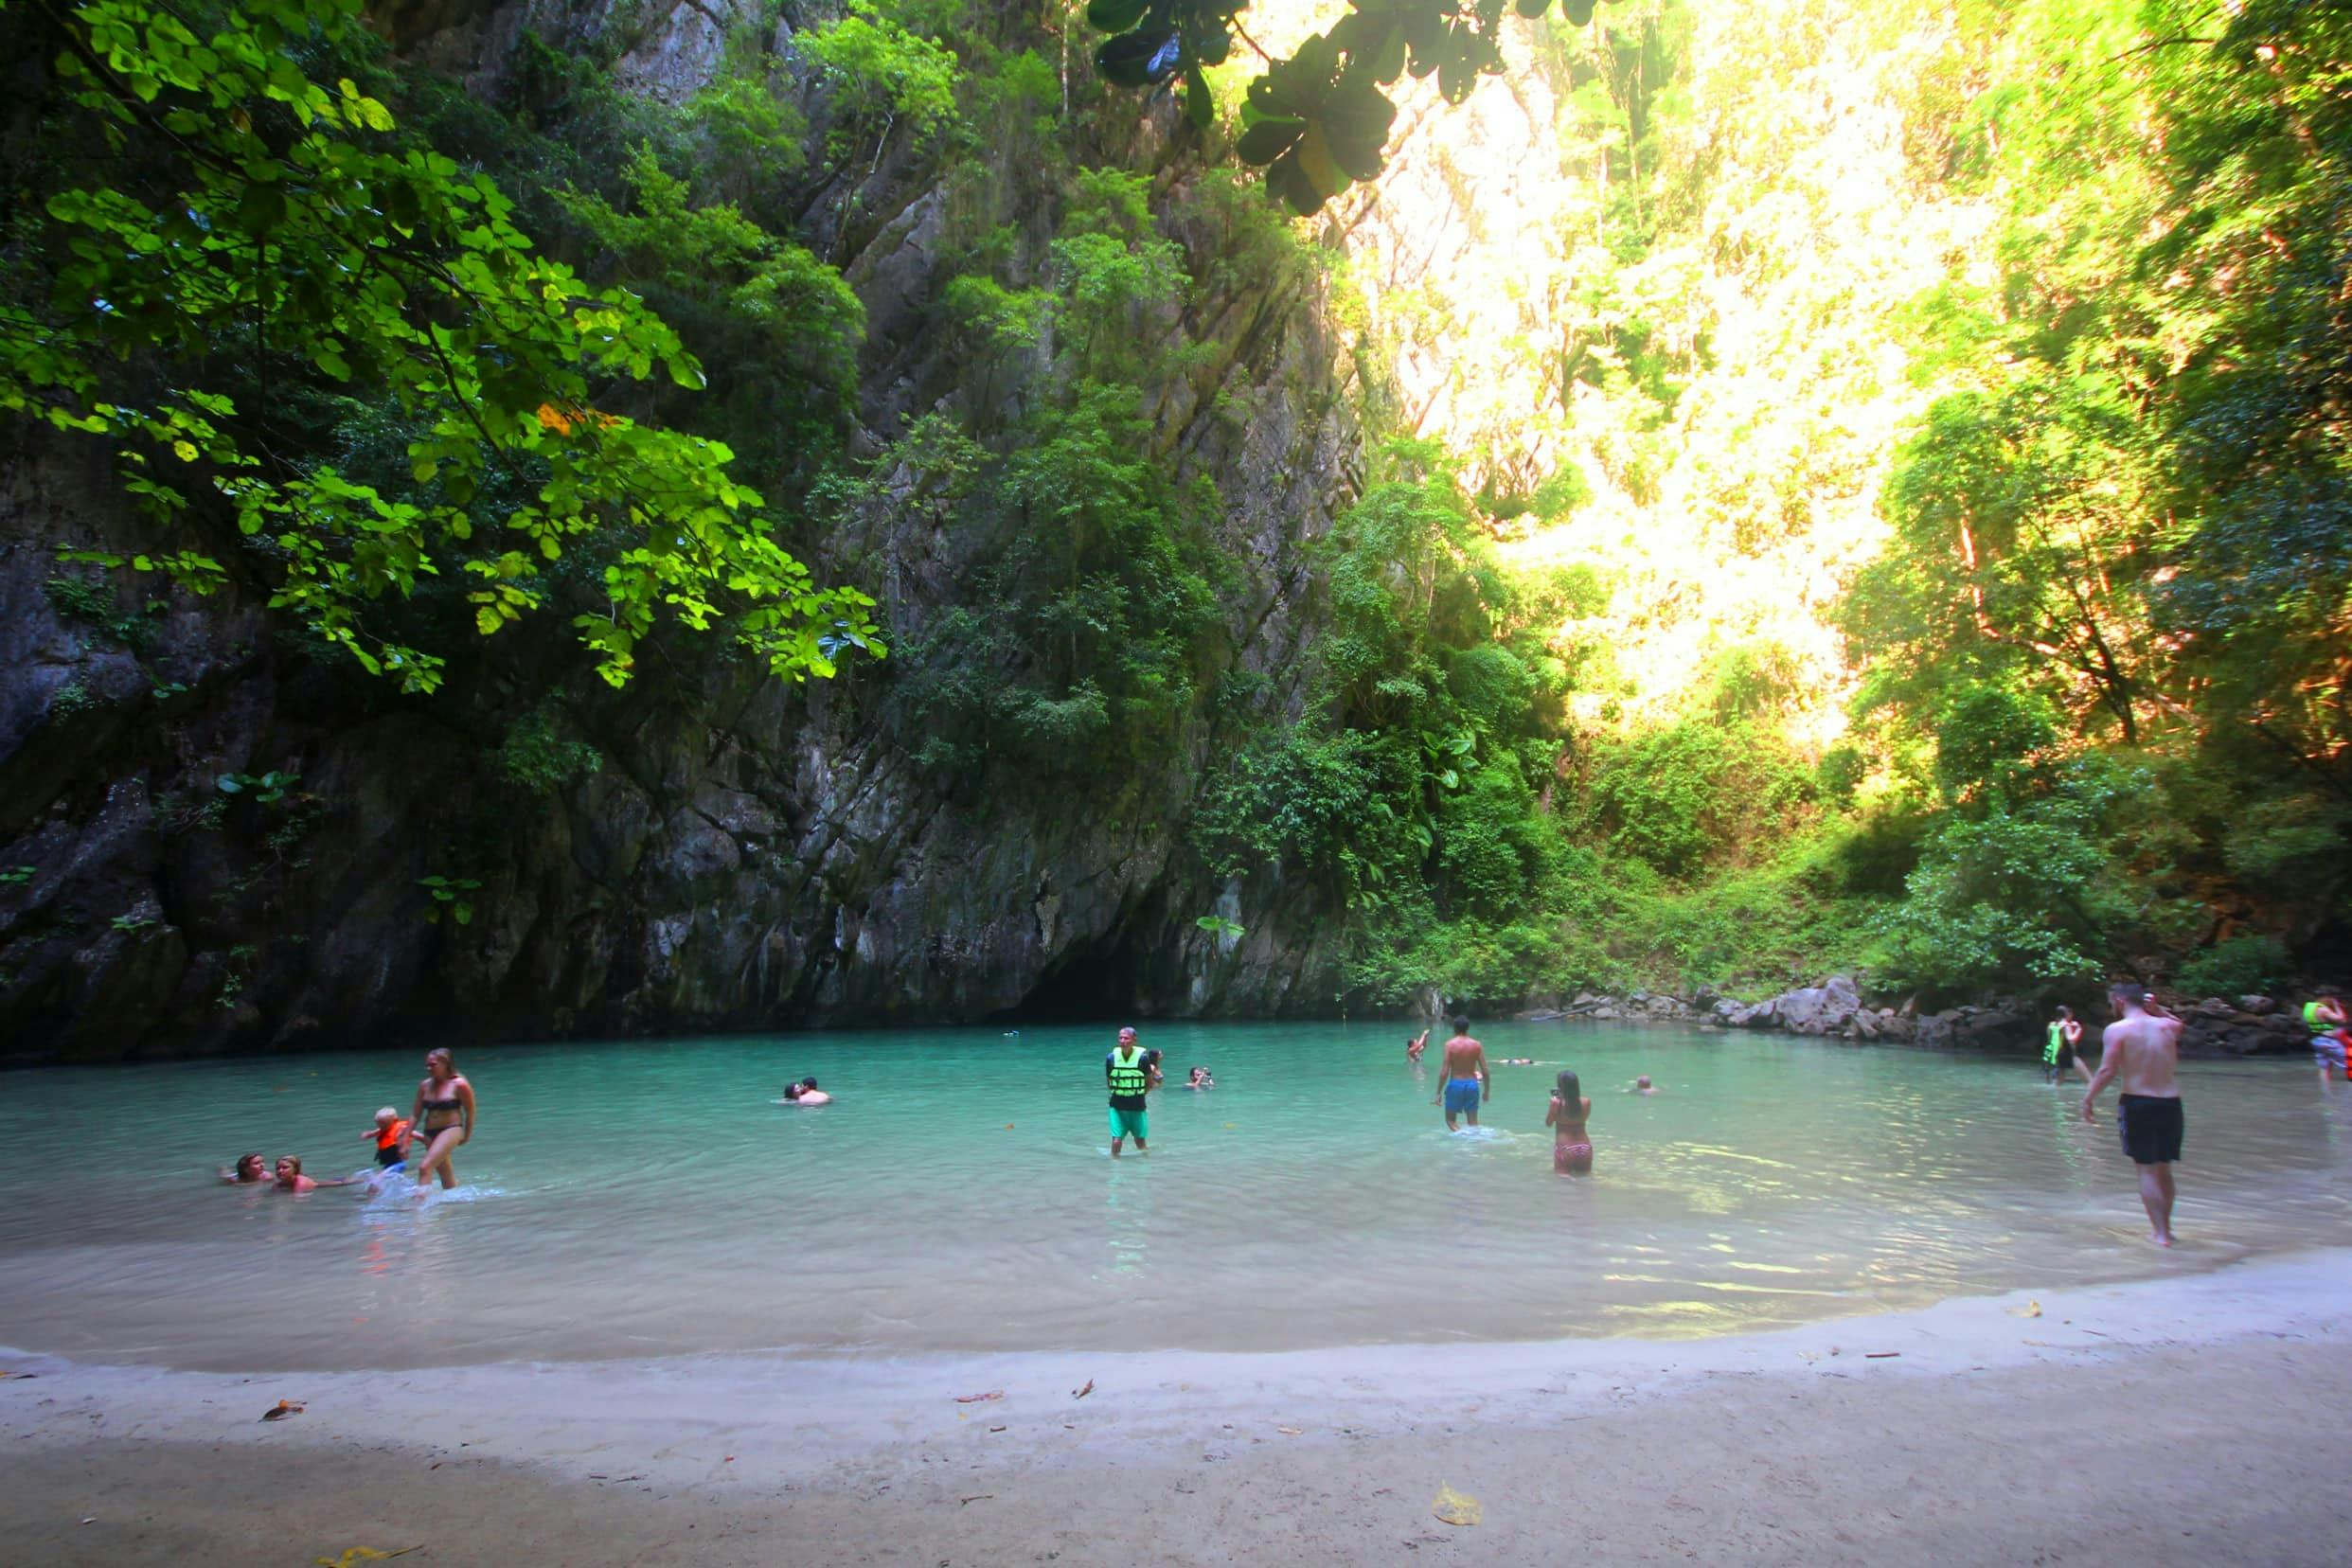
[408,1047,476,1190]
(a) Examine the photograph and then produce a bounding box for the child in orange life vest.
[365,1106,412,1168]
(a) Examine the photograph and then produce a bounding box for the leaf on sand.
[313,1549,423,1568]
[1072,1379,1095,1399]
[2010,1300,2042,1318]
[262,1399,306,1420]
[1432,1486,1481,1526]
[953,1389,1004,1404]
[1275,1426,1303,1435]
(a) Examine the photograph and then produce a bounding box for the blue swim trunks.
[1443,1078,1482,1115]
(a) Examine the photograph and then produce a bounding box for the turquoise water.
[5,1022,2349,1371]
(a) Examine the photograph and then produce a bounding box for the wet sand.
[5,1252,2348,1565]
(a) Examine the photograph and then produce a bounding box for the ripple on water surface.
[3,1023,2349,1369]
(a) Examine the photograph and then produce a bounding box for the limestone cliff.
[0,0,1374,1060]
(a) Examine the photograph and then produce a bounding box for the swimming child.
[220,1152,268,1184]
[270,1155,358,1193]
[365,1107,411,1168]
[782,1077,832,1105]
[1628,1075,1657,1095]
[1183,1066,1215,1089]
[1406,1028,1429,1063]
[1546,1070,1593,1176]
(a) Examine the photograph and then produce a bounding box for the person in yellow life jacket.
[2043,1007,2085,1084]
[365,1107,412,1169]
[1105,1025,1162,1157]
[2303,995,2348,1086]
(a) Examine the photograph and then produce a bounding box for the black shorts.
[374,1147,404,1168]
[2117,1095,2183,1166]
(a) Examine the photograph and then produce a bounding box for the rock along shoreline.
[1507,974,2322,1060]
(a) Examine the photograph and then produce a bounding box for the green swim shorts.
[1109,1105,1148,1142]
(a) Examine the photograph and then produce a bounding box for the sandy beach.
[5,1250,2349,1565]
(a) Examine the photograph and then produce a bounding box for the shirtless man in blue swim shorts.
[1434,1017,1488,1131]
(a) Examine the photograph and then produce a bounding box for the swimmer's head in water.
[800,1077,818,1090]
[275,1155,302,1181]
[1636,1075,1651,1090]
[1555,1070,1580,1104]
[1451,1015,1470,1034]
[234,1152,265,1180]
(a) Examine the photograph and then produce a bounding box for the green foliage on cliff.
[0,0,879,691]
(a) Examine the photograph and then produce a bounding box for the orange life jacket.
[375,1118,410,1150]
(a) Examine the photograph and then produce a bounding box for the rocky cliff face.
[0,0,1374,1061]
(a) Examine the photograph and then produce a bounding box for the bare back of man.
[2081,984,2184,1246]
[1435,1020,1488,1130]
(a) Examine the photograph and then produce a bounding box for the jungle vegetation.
[3,0,2345,1009]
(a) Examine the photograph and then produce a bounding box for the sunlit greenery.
[6,0,2346,1014]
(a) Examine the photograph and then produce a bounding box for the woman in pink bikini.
[1545,1069,1593,1176]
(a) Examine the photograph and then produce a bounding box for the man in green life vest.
[2043,1006,2085,1084]
[2303,994,2348,1086]
[1105,1025,1162,1157]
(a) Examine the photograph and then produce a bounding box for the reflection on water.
[3,1024,2350,1370]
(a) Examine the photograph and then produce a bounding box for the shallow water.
[5,1022,2348,1371]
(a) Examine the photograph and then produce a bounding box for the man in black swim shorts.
[2081,982,2185,1247]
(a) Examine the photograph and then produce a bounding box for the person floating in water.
[2043,1006,2086,1084]
[782,1078,831,1105]
[1406,1028,1429,1063]
[1627,1075,1657,1095]
[408,1047,475,1191]
[220,1152,269,1185]
[1106,1025,1160,1156]
[365,1107,411,1169]
[270,1154,358,1193]
[2081,982,2184,1247]
[1434,1016,1488,1131]
[1546,1070,1593,1175]
[2304,994,2348,1087]
[1182,1066,1214,1089]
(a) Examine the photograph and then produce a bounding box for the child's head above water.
[1636,1075,1651,1090]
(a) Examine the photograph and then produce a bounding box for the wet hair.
[1636,1075,1651,1089]
[1452,1015,1470,1033]
[1555,1070,1581,1104]
[800,1077,819,1090]
[426,1047,454,1074]
[2108,980,2145,1009]
[235,1152,264,1177]
[277,1154,303,1176]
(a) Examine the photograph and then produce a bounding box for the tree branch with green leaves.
[0,0,882,692]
